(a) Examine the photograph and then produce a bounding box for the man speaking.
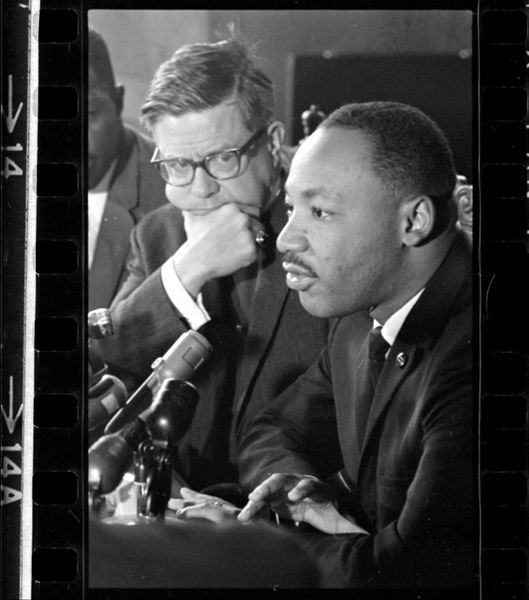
[235,101,474,588]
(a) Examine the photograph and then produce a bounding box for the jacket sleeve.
[239,325,474,589]
[237,342,342,493]
[299,337,473,589]
[96,224,188,385]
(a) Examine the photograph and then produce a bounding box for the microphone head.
[88,434,134,495]
[105,329,211,434]
[88,420,147,494]
[152,329,212,381]
[88,308,115,339]
[145,379,199,443]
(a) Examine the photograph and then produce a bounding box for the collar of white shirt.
[374,288,425,348]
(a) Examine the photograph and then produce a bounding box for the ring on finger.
[254,230,268,249]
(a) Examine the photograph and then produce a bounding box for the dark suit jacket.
[97,197,329,489]
[238,234,474,589]
[89,125,167,310]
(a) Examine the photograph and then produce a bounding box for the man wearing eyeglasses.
[96,37,336,494]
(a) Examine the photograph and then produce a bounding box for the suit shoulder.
[439,300,472,356]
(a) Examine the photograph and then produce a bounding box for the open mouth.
[282,261,317,291]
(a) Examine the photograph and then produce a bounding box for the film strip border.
[1,2,37,600]
[480,1,529,599]
[1,1,523,599]
[31,2,83,599]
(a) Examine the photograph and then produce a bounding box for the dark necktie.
[357,326,390,446]
[367,326,390,386]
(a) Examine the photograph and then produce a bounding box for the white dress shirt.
[375,288,425,349]
[88,161,116,269]
[161,259,210,330]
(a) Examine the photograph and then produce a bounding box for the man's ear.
[267,121,285,160]
[401,195,436,247]
[114,84,125,117]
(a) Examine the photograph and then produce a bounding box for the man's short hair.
[88,28,116,94]
[321,101,457,208]
[141,37,275,133]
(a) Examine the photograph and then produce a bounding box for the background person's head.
[278,101,458,321]
[88,28,125,190]
[141,37,284,216]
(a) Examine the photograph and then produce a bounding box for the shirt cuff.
[161,258,211,330]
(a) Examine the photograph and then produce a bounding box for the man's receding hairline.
[318,124,380,172]
[317,123,412,204]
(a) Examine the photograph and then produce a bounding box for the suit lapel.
[351,335,371,453]
[107,127,139,215]
[232,195,290,426]
[358,343,420,460]
[233,247,290,425]
[357,233,472,477]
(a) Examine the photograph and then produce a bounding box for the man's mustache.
[281,252,317,277]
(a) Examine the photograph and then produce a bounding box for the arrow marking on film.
[1,376,23,434]
[1,75,24,134]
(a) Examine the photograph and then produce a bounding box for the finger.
[237,499,267,523]
[180,487,231,508]
[270,501,304,524]
[177,501,239,524]
[180,487,201,499]
[246,213,265,235]
[245,216,268,249]
[247,473,290,503]
[167,498,193,511]
[287,478,321,502]
[176,501,213,521]
[223,203,263,238]
[234,202,261,219]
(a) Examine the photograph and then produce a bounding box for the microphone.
[144,379,199,444]
[104,329,211,434]
[89,418,148,496]
[88,379,198,495]
[89,374,128,433]
[87,309,129,440]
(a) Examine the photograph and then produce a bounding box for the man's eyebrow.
[162,140,238,161]
[284,185,334,201]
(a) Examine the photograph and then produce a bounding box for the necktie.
[368,326,390,383]
[357,326,390,447]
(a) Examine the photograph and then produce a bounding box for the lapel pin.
[395,352,408,368]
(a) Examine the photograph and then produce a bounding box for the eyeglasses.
[151,126,269,187]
